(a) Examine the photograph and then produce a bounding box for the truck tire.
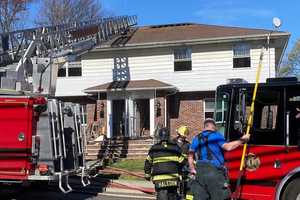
[281,178,300,200]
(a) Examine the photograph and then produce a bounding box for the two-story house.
[55,23,290,140]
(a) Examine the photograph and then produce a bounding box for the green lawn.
[110,159,145,172]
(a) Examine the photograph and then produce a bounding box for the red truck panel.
[225,145,300,200]
[0,97,36,180]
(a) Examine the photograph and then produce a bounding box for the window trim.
[173,47,192,72]
[232,44,251,69]
[57,61,82,78]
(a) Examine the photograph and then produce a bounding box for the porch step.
[85,138,153,162]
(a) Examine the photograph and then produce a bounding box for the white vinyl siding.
[55,43,276,97]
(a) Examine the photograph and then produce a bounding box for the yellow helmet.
[177,125,189,137]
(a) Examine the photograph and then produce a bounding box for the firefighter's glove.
[145,174,151,181]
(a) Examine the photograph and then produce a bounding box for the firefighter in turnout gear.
[173,125,191,199]
[173,125,190,156]
[144,128,185,200]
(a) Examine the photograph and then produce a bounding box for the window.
[204,99,215,119]
[260,105,277,130]
[57,61,82,77]
[215,93,229,135]
[233,44,251,68]
[58,66,66,77]
[174,48,192,71]
[68,62,82,76]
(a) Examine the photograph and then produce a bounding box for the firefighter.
[188,118,250,200]
[173,125,190,157]
[144,127,185,200]
[173,125,191,198]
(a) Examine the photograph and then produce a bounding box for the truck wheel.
[281,178,300,200]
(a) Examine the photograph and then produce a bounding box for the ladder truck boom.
[0,15,137,193]
[0,15,137,95]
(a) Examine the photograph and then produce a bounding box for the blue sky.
[101,0,299,51]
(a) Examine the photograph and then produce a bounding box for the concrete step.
[86,148,150,155]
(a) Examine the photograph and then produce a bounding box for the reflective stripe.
[152,173,179,181]
[153,156,180,164]
[186,194,194,200]
[179,156,185,163]
[146,155,152,163]
[145,173,151,178]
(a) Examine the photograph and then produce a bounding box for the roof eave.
[84,86,177,94]
[92,32,291,52]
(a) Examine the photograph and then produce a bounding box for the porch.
[84,79,177,140]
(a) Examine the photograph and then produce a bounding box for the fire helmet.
[158,128,170,141]
[177,125,189,137]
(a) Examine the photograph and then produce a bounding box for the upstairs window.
[68,62,82,77]
[58,61,82,77]
[233,44,251,68]
[58,65,66,77]
[174,48,192,71]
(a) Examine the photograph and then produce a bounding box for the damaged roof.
[96,23,290,49]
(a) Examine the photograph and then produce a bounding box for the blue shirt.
[189,130,226,168]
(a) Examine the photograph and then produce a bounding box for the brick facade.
[168,92,214,141]
[155,97,166,128]
[85,91,214,142]
[86,104,96,125]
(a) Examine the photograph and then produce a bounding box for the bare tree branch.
[0,0,33,33]
[36,0,103,26]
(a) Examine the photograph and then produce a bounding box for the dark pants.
[191,162,231,200]
[156,186,178,200]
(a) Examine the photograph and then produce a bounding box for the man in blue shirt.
[188,118,250,200]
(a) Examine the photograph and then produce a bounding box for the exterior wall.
[55,42,276,97]
[155,97,166,128]
[169,92,214,141]
[86,104,96,125]
[96,100,107,133]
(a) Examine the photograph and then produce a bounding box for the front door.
[132,99,150,138]
[112,100,125,138]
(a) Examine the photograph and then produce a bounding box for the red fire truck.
[0,15,137,192]
[216,77,300,200]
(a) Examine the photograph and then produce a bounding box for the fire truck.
[215,77,300,200]
[0,15,137,193]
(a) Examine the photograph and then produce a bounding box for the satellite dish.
[273,17,282,28]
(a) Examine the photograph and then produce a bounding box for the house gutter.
[91,32,291,52]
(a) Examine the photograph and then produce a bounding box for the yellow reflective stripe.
[186,194,194,200]
[179,156,185,163]
[145,173,151,178]
[152,173,179,181]
[153,156,180,164]
[146,155,153,163]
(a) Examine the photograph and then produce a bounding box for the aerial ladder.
[0,15,137,193]
[0,15,137,95]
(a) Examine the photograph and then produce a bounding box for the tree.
[279,39,300,77]
[0,0,33,33]
[36,0,103,26]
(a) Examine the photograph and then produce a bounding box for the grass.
[110,159,145,172]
